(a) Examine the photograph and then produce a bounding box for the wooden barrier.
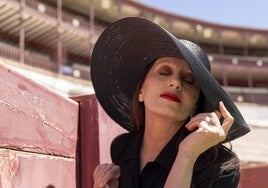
[0,62,113,187]
[71,95,100,188]
[239,163,268,188]
[0,63,78,187]
[71,94,125,188]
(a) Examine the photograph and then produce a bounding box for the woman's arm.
[164,102,234,188]
[164,149,197,188]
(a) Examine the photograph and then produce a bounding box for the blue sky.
[137,0,268,29]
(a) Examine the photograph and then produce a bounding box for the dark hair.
[131,63,153,132]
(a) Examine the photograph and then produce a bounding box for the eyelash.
[184,79,194,85]
[159,71,170,75]
[158,66,195,85]
[160,72,194,84]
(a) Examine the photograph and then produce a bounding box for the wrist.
[178,145,199,165]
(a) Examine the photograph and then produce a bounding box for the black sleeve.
[110,133,131,164]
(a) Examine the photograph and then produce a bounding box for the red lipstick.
[160,93,181,103]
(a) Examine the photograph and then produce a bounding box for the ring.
[206,116,216,125]
[205,116,212,123]
[210,118,216,126]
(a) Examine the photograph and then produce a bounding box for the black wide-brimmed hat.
[91,17,250,142]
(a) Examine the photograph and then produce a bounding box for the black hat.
[91,17,250,142]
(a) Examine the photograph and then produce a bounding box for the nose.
[169,77,181,90]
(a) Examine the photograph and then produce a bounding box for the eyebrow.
[154,60,193,73]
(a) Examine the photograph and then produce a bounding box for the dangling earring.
[138,90,144,102]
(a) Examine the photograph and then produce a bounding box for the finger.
[94,167,109,187]
[213,110,222,119]
[185,120,199,131]
[219,101,234,133]
[190,112,219,123]
[199,120,211,130]
[108,179,119,188]
[187,112,217,130]
[210,111,221,126]
[186,118,212,131]
[93,164,105,176]
[109,166,121,180]
[93,164,119,188]
[102,165,120,183]
[219,101,231,119]
[186,114,211,131]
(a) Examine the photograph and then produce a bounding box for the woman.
[91,17,250,188]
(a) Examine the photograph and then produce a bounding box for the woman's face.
[139,57,200,122]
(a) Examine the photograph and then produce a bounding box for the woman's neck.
[140,115,185,171]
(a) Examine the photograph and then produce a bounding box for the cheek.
[140,77,158,98]
[186,88,200,106]
[193,90,200,102]
[139,83,153,102]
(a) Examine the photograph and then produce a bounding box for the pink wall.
[98,105,126,163]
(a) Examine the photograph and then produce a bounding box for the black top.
[111,127,240,188]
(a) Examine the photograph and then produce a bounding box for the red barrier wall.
[239,164,268,188]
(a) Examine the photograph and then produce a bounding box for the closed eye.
[183,74,195,85]
[159,65,172,75]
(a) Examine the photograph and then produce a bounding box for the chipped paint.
[0,63,79,157]
[0,150,18,188]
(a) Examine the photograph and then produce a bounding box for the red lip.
[160,92,181,103]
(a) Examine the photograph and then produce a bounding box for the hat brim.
[91,17,250,142]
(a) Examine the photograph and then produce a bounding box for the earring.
[138,88,144,102]
[139,93,144,102]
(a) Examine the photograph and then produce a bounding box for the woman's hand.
[165,102,233,188]
[180,101,234,162]
[93,163,120,188]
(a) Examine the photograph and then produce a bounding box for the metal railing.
[211,54,268,67]
[0,41,57,71]
[1,41,267,105]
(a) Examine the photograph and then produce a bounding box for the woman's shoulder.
[112,131,136,142]
[111,132,138,149]
[110,132,141,163]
